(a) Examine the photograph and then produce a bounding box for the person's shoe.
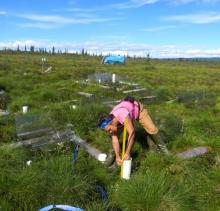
[149,133,169,155]
[157,144,169,154]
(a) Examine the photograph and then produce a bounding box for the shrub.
[0,148,97,210]
[0,91,10,110]
[111,170,191,211]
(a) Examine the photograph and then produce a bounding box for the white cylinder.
[112,74,116,83]
[26,160,32,166]
[71,105,77,110]
[22,106,28,113]
[98,153,107,162]
[122,158,132,180]
[98,79,101,83]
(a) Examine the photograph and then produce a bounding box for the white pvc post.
[22,106,28,113]
[112,74,116,83]
[122,158,132,180]
[26,160,32,166]
[98,153,107,162]
[71,105,77,110]
[41,58,46,72]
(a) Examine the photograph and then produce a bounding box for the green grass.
[0,51,220,210]
[111,170,192,211]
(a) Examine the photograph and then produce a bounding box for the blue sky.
[1,0,220,57]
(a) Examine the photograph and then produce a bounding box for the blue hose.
[39,204,84,211]
[96,183,108,202]
[72,144,79,163]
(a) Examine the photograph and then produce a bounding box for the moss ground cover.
[0,51,220,210]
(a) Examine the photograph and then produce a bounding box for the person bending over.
[98,97,169,166]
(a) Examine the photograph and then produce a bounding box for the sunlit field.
[0,51,220,210]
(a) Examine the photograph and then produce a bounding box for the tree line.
[0,45,152,60]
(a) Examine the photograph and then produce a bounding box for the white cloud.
[0,40,41,49]
[18,14,118,26]
[143,25,176,32]
[111,0,159,9]
[66,7,105,13]
[164,12,220,24]
[20,14,74,24]
[1,39,220,58]
[18,23,58,29]
[169,0,219,4]
[96,35,129,41]
[65,0,158,13]
[0,11,6,15]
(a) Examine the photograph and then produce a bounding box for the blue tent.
[102,55,125,64]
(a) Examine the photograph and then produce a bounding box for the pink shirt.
[110,101,139,125]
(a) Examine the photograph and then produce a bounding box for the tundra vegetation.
[0,51,220,210]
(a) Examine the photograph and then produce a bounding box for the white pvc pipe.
[112,74,116,83]
[22,106,28,113]
[122,158,132,180]
[98,153,107,162]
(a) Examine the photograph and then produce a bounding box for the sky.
[1,0,220,58]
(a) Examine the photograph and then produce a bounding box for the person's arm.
[112,134,122,165]
[123,116,135,160]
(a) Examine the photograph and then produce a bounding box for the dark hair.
[123,96,135,103]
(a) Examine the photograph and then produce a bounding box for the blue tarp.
[103,56,125,64]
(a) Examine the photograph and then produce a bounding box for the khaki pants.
[138,103,158,135]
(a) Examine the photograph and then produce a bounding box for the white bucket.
[22,106,28,113]
[112,74,116,83]
[98,153,107,162]
[122,158,132,180]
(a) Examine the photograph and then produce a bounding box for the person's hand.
[123,153,130,161]
[116,156,122,166]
